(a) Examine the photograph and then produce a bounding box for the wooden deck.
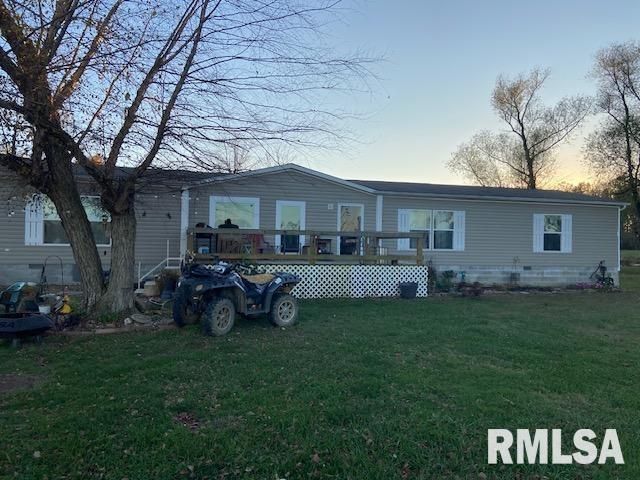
[186,227,427,265]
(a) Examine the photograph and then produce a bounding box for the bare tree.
[449,130,532,188]
[189,143,258,174]
[585,41,640,240]
[0,0,374,313]
[449,67,591,189]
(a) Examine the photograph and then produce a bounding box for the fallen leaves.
[172,412,200,431]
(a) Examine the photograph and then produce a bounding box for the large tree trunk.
[46,153,106,309]
[95,202,137,314]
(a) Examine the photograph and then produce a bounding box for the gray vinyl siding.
[0,163,622,286]
[0,170,91,267]
[188,170,377,245]
[133,193,182,264]
[0,167,182,271]
[382,195,619,269]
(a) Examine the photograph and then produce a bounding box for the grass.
[621,249,640,261]
[2,289,640,479]
[621,265,640,291]
[622,249,640,268]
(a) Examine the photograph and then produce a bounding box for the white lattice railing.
[259,264,428,299]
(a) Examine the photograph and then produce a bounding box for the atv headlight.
[195,284,203,291]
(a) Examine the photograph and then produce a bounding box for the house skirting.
[0,263,81,286]
[430,265,618,287]
[0,262,618,290]
[0,262,152,287]
[260,264,429,298]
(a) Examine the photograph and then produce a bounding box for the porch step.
[142,280,160,297]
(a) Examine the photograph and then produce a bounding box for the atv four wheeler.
[173,262,300,336]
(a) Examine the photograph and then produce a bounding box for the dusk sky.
[305,0,640,186]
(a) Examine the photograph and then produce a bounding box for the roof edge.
[184,163,626,206]
[185,163,376,194]
[372,189,628,207]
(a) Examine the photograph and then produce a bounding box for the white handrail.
[137,257,183,288]
[136,239,185,288]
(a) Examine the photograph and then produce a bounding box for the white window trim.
[337,202,364,255]
[375,195,383,232]
[400,209,431,251]
[617,207,621,272]
[24,194,43,246]
[179,189,190,254]
[397,209,464,252]
[432,210,456,251]
[533,213,572,254]
[26,195,112,247]
[209,195,260,229]
[275,200,306,252]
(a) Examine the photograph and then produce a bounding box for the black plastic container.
[399,282,418,299]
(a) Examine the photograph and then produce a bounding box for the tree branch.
[53,0,125,107]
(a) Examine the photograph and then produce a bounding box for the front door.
[338,204,363,255]
[275,201,306,253]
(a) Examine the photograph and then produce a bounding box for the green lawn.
[622,250,640,266]
[2,290,640,479]
[621,265,640,291]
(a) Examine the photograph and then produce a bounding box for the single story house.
[0,163,625,286]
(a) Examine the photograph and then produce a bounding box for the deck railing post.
[309,235,317,265]
[416,233,425,265]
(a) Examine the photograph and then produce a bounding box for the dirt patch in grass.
[172,411,201,431]
[172,411,243,431]
[0,373,42,395]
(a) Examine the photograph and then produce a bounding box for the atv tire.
[268,293,298,327]
[202,297,236,336]
[172,295,200,327]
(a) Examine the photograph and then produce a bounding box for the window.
[543,215,562,251]
[533,214,572,253]
[433,211,454,250]
[408,209,430,249]
[210,196,259,229]
[42,196,110,246]
[398,209,465,251]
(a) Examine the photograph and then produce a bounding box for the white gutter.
[375,195,383,232]
[372,190,629,208]
[618,205,626,272]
